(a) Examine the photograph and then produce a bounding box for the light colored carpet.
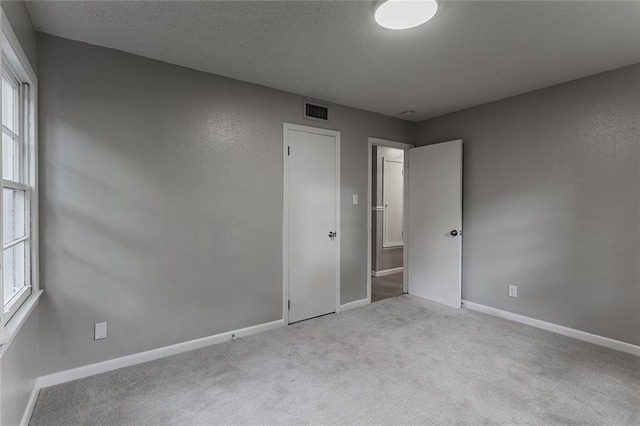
[30,296,640,425]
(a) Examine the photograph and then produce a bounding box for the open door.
[406,140,462,308]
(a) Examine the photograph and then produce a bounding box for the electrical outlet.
[508,285,518,298]
[352,194,359,205]
[94,322,107,340]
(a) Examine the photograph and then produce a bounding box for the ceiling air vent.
[304,102,329,121]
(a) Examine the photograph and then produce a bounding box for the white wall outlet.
[94,322,107,340]
[352,194,359,205]
[508,285,518,298]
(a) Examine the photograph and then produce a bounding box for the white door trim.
[367,137,414,303]
[371,267,404,277]
[283,123,341,325]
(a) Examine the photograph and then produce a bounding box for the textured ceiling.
[27,1,640,122]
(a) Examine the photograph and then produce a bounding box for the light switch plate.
[508,285,518,298]
[94,322,107,340]
[352,195,358,205]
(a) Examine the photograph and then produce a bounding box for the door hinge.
[287,146,290,156]
[288,300,291,310]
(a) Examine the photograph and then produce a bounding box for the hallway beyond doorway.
[371,272,403,302]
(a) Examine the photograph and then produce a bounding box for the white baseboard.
[20,319,284,424]
[371,267,403,277]
[19,381,40,426]
[340,298,369,312]
[37,319,284,390]
[462,300,640,357]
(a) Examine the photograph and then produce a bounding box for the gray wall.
[371,146,403,272]
[414,64,640,346]
[1,0,36,70]
[37,34,413,375]
[1,311,39,426]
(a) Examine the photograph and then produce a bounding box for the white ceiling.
[27,1,640,122]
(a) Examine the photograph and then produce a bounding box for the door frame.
[367,137,414,303]
[283,123,341,325]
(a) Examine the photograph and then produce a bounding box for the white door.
[285,124,340,323]
[407,140,462,308]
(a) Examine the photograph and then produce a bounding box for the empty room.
[0,0,638,424]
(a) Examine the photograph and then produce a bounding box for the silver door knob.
[450,230,461,237]
[328,231,336,239]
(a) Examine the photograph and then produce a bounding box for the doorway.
[284,123,341,324]
[368,138,413,303]
[367,138,463,308]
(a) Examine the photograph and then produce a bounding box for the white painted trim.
[1,13,41,426]
[282,125,289,325]
[371,267,404,277]
[402,149,409,294]
[369,137,414,151]
[367,137,413,304]
[283,123,341,325]
[37,319,285,390]
[462,300,640,357]
[367,140,372,304]
[0,47,2,337]
[0,9,40,341]
[340,298,369,312]
[334,130,341,316]
[3,285,31,325]
[0,11,37,85]
[0,289,42,353]
[382,243,404,249]
[18,319,284,425]
[19,381,39,426]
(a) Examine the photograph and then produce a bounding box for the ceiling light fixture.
[402,110,416,116]
[375,0,438,30]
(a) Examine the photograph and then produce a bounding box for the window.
[1,47,36,325]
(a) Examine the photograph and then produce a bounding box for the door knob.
[328,231,337,239]
[450,230,461,237]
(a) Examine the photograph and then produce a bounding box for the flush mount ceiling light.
[375,0,438,30]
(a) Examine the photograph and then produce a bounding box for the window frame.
[2,59,32,324]
[0,9,39,345]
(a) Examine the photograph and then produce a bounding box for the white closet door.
[285,124,339,323]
